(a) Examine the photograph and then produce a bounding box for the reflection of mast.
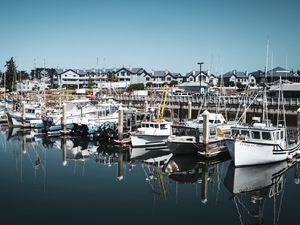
[156,169,167,198]
[294,162,300,184]
[117,149,123,181]
[61,138,67,166]
[201,164,209,204]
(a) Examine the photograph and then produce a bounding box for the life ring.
[35,112,41,118]
[216,127,223,135]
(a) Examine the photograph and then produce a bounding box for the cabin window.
[281,131,284,139]
[145,123,149,128]
[276,132,280,140]
[215,120,221,124]
[241,130,249,137]
[150,124,154,128]
[209,120,214,123]
[231,129,239,136]
[160,124,168,130]
[262,132,272,140]
[141,123,145,128]
[251,131,260,139]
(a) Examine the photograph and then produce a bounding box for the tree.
[106,73,118,82]
[87,77,94,88]
[228,81,235,87]
[127,83,144,92]
[4,57,17,91]
[169,80,178,87]
[146,82,153,88]
[236,82,246,91]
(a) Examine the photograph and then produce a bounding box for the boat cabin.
[140,121,169,130]
[231,124,285,142]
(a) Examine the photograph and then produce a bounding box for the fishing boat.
[130,120,172,148]
[130,85,172,148]
[226,42,300,166]
[6,102,43,127]
[167,111,231,156]
[226,81,300,166]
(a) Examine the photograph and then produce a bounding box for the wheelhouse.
[231,127,285,141]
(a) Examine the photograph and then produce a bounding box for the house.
[144,70,183,88]
[55,69,103,88]
[249,67,300,84]
[183,70,214,94]
[221,70,255,87]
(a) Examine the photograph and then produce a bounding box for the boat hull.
[167,138,227,156]
[226,139,300,167]
[130,134,168,148]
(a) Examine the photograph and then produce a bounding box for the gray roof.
[185,70,208,77]
[222,70,248,79]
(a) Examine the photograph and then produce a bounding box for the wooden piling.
[188,101,192,120]
[202,110,210,145]
[118,106,124,141]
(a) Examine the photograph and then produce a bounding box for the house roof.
[185,70,208,77]
[222,70,248,79]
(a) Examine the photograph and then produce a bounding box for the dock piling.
[188,101,192,120]
[202,110,210,145]
[118,106,124,141]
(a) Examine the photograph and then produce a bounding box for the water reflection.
[1,125,300,225]
[163,154,229,204]
[224,159,300,225]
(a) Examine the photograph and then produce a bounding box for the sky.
[0,0,299,75]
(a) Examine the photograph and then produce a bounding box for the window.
[262,132,271,140]
[160,124,168,130]
[251,131,260,139]
[241,130,249,136]
[150,124,154,128]
[281,131,284,139]
[155,124,159,128]
[146,77,150,81]
[167,77,171,81]
[145,123,149,128]
[276,132,280,140]
[232,129,239,136]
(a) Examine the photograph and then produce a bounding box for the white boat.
[225,122,300,166]
[130,120,172,148]
[7,103,43,127]
[167,112,232,156]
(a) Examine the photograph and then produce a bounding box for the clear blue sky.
[0,0,299,75]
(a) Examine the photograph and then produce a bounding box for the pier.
[116,95,300,117]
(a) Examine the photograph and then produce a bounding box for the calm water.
[0,126,300,225]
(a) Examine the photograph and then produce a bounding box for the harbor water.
[0,125,300,225]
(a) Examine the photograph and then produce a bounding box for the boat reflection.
[130,147,172,198]
[224,159,300,225]
[164,154,229,203]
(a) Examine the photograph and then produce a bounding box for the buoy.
[35,112,41,118]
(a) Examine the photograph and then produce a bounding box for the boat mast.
[263,39,270,126]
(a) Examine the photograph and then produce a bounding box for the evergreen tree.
[4,57,17,91]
